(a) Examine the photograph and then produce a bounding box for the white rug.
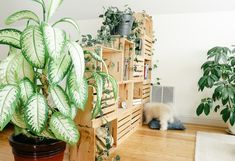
[195,132,235,161]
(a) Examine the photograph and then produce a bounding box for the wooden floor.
[0,124,226,161]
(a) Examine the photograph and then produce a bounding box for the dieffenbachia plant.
[197,47,235,126]
[0,0,117,145]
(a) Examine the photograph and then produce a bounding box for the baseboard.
[179,115,226,127]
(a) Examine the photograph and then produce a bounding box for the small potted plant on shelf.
[0,0,117,161]
[99,6,134,36]
[197,46,235,133]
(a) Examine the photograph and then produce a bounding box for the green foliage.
[197,46,235,126]
[0,0,118,145]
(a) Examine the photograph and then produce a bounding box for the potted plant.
[0,0,117,160]
[197,46,235,133]
[99,6,134,36]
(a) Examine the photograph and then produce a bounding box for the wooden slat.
[92,111,117,128]
[118,120,132,133]
[118,114,132,127]
[117,125,131,140]
[132,114,141,124]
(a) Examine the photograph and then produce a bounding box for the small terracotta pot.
[9,134,66,161]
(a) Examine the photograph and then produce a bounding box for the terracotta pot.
[9,134,66,161]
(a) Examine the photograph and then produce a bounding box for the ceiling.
[1,0,235,27]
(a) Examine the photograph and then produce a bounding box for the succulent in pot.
[197,46,235,133]
[0,0,117,160]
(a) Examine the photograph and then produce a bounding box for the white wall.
[1,10,235,126]
[152,11,235,126]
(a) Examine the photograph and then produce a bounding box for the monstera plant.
[197,46,235,133]
[0,0,117,160]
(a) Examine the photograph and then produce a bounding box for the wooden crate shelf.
[118,81,134,109]
[75,87,117,128]
[142,82,151,103]
[71,11,154,161]
[134,12,153,38]
[73,123,117,161]
[131,55,144,81]
[116,105,143,145]
[143,36,153,60]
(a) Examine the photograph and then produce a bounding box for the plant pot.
[228,123,235,134]
[9,134,66,161]
[117,14,134,36]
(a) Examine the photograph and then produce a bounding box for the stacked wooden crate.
[69,12,154,161]
[134,12,154,103]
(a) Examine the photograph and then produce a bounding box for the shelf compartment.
[131,55,144,81]
[75,87,117,128]
[118,82,134,109]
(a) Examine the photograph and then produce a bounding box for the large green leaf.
[0,85,20,131]
[6,47,34,81]
[48,53,71,84]
[42,23,66,59]
[11,106,27,129]
[5,10,40,25]
[21,25,46,68]
[70,104,78,120]
[24,93,48,134]
[67,70,88,110]
[49,112,79,145]
[99,72,118,100]
[19,78,34,104]
[53,18,80,38]
[0,52,21,85]
[49,85,71,117]
[67,41,85,82]
[84,50,102,62]
[19,55,34,81]
[40,128,56,139]
[0,29,21,48]
[92,73,103,118]
[47,0,63,20]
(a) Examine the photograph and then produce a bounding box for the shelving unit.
[69,12,154,161]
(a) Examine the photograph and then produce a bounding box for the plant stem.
[41,1,46,22]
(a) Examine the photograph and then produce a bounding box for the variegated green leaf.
[92,73,103,118]
[67,41,85,82]
[84,50,102,62]
[67,69,88,110]
[42,23,66,59]
[0,29,21,48]
[25,93,48,134]
[19,78,34,104]
[49,85,71,117]
[48,53,71,84]
[19,55,34,81]
[5,10,40,25]
[53,18,80,38]
[21,25,46,68]
[47,0,63,20]
[0,52,21,85]
[0,85,20,131]
[70,104,78,120]
[49,112,79,144]
[11,106,27,128]
[7,47,34,81]
[99,72,118,100]
[31,0,44,5]
[40,128,56,139]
